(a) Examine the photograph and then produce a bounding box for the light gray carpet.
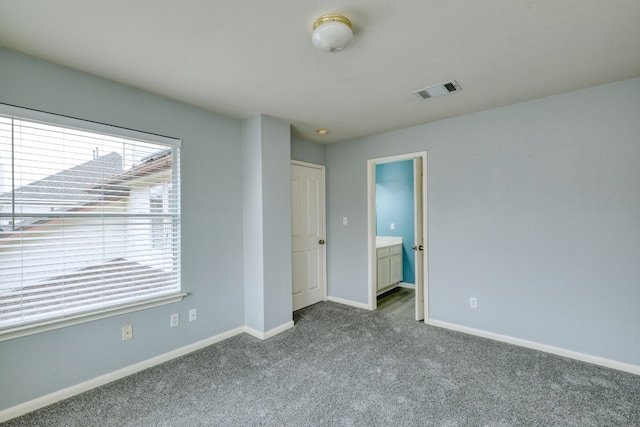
[4,301,640,426]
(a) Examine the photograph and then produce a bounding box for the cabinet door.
[390,254,402,284]
[377,257,390,290]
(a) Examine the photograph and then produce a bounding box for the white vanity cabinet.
[376,237,403,292]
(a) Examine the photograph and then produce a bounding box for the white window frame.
[0,103,185,341]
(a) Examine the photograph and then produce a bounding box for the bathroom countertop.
[376,236,403,248]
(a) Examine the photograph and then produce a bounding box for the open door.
[413,157,425,321]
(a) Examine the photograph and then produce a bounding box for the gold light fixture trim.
[316,129,329,136]
[313,14,352,31]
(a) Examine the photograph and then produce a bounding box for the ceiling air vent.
[414,80,461,100]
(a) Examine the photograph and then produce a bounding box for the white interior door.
[413,157,425,321]
[291,162,326,311]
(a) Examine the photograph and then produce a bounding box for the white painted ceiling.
[1,1,639,144]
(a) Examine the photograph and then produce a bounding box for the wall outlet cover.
[121,325,133,341]
[170,313,179,327]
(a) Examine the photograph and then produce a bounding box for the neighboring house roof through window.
[0,150,172,238]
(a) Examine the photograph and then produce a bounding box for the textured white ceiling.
[1,1,639,144]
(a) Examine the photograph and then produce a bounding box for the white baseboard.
[398,282,415,289]
[327,296,371,310]
[244,320,294,340]
[428,319,640,376]
[0,326,246,423]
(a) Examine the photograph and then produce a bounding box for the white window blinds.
[0,105,181,334]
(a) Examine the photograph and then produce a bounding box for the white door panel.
[291,162,326,311]
[413,157,425,321]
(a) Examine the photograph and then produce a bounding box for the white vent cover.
[414,80,461,100]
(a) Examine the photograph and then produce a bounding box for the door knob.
[412,245,424,251]
[319,239,325,244]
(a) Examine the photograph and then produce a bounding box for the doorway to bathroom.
[367,152,427,321]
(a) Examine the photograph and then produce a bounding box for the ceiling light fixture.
[311,14,353,53]
[316,128,329,136]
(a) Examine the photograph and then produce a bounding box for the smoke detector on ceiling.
[414,80,461,100]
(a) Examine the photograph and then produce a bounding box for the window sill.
[0,293,187,342]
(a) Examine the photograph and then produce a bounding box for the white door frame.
[367,151,428,321]
[291,160,328,308]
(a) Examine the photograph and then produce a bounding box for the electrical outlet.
[170,313,179,328]
[470,297,478,309]
[121,325,133,341]
[390,223,395,230]
[189,308,197,322]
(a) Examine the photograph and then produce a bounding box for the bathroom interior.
[375,159,416,317]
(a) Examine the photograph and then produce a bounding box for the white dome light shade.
[312,14,353,53]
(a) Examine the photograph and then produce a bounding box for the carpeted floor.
[4,301,640,426]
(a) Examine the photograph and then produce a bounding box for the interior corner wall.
[0,47,246,411]
[242,115,293,334]
[326,77,640,366]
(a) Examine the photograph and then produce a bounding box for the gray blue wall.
[291,136,326,166]
[0,47,248,410]
[376,160,415,284]
[252,115,293,332]
[326,77,640,366]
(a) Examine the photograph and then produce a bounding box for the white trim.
[0,326,246,423]
[428,319,640,376]
[244,320,295,340]
[398,282,415,289]
[417,155,429,321]
[290,159,324,169]
[0,293,188,342]
[327,296,371,310]
[366,160,377,310]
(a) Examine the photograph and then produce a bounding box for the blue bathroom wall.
[376,160,415,284]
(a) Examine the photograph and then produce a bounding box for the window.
[0,104,182,338]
